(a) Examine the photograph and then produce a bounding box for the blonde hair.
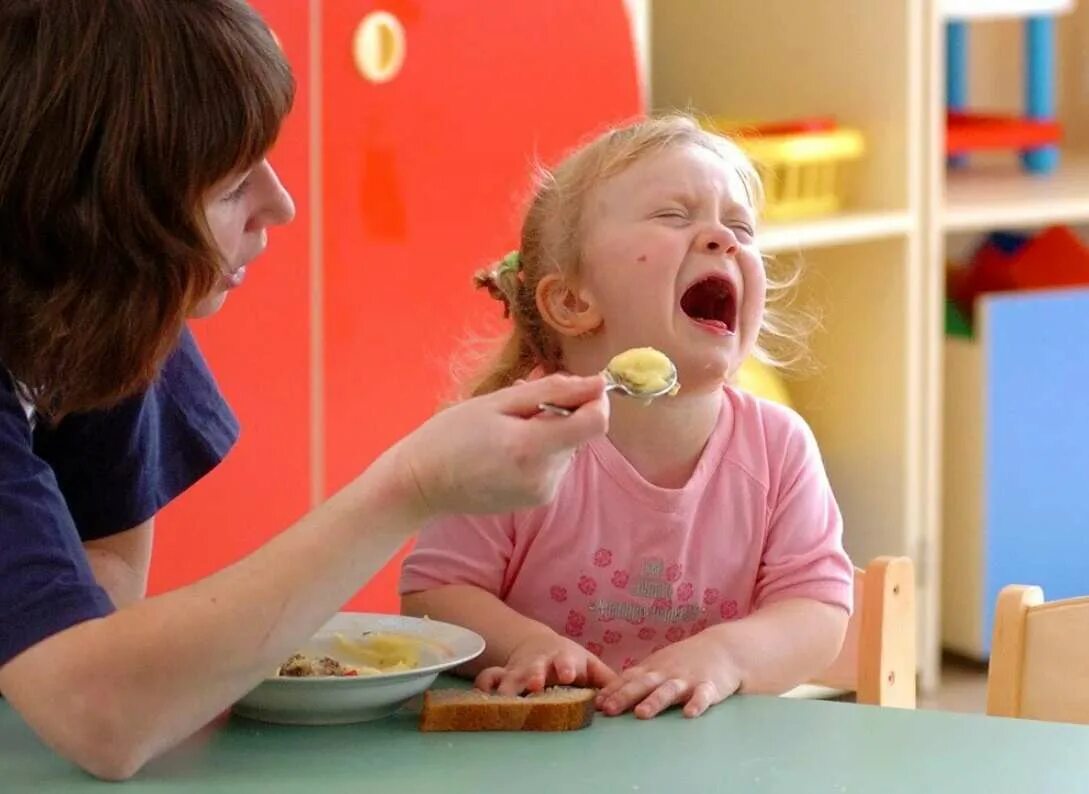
[468,114,811,398]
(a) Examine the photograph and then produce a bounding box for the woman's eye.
[729,222,755,239]
[223,177,252,203]
[656,209,688,220]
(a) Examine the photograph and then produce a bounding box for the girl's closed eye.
[653,207,690,222]
[727,221,755,242]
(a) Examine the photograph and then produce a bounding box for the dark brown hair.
[0,0,294,418]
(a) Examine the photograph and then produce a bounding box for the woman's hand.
[394,374,608,517]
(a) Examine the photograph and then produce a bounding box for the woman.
[0,0,608,779]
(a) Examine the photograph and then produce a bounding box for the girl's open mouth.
[680,274,738,336]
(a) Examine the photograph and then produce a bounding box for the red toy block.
[951,227,1089,320]
[1007,226,1089,291]
[951,239,1019,318]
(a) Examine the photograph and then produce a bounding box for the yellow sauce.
[606,347,679,396]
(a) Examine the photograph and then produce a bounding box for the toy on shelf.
[944,295,973,338]
[944,0,1077,174]
[709,117,865,222]
[946,225,1089,327]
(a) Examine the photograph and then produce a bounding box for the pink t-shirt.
[400,387,853,671]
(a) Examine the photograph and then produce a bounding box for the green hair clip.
[496,250,522,278]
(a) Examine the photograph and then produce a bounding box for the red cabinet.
[150,0,641,612]
[148,0,313,594]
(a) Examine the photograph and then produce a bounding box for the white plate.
[232,613,484,725]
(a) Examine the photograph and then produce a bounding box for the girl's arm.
[706,598,847,694]
[597,598,847,719]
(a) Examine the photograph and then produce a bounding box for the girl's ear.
[536,273,603,336]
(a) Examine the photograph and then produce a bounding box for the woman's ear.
[536,273,603,337]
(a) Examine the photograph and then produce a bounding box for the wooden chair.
[986,585,1089,724]
[789,556,917,707]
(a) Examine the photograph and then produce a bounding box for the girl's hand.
[393,375,608,518]
[595,631,742,719]
[475,630,618,696]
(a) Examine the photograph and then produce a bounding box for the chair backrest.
[987,585,1089,724]
[810,556,916,707]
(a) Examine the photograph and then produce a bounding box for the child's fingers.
[683,681,721,718]
[474,667,505,692]
[523,659,550,692]
[551,653,578,685]
[496,658,547,696]
[600,670,666,716]
[495,670,526,696]
[595,673,629,706]
[586,655,619,689]
[634,678,690,720]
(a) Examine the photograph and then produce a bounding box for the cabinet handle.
[353,11,406,84]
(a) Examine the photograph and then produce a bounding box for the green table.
[3,685,1088,793]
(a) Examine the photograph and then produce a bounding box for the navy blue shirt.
[0,328,238,666]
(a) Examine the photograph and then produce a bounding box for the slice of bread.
[419,687,596,732]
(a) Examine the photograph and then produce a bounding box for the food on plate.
[277,653,359,677]
[333,631,428,672]
[276,631,437,678]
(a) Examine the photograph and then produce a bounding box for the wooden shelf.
[944,155,1089,232]
[941,0,1075,20]
[761,211,913,254]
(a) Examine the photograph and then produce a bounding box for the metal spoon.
[538,362,679,417]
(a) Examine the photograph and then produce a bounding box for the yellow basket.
[708,118,866,222]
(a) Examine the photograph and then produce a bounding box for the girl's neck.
[605,385,726,489]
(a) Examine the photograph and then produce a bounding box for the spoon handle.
[537,383,626,417]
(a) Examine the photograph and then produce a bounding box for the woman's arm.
[83,520,154,608]
[4,452,421,780]
[0,375,608,780]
